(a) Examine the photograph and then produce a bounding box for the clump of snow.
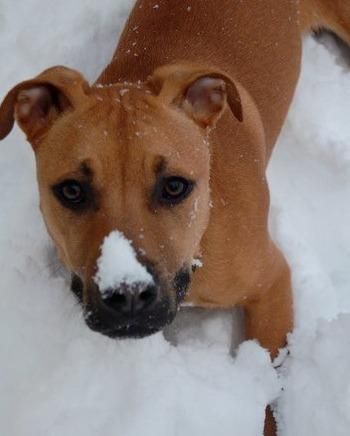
[1,2,350,435]
[119,88,129,96]
[191,258,203,269]
[95,230,153,295]
[277,316,350,436]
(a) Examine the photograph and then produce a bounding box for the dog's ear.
[148,63,243,128]
[0,66,90,145]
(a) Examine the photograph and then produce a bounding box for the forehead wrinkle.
[113,102,135,213]
[120,104,154,209]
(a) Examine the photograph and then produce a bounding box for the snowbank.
[277,316,350,436]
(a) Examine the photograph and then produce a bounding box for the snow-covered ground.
[1,2,350,435]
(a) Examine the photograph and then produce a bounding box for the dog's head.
[0,64,242,338]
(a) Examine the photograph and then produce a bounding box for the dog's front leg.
[243,253,293,358]
[263,407,277,436]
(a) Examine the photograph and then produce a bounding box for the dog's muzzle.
[71,267,191,339]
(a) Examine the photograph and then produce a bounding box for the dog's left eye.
[158,177,194,205]
[52,180,88,209]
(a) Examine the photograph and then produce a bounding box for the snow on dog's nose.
[94,231,158,315]
[95,230,153,295]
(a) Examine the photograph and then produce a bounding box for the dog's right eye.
[52,180,89,210]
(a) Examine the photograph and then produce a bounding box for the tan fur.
[1,2,350,434]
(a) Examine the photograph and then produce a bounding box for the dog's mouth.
[70,268,191,339]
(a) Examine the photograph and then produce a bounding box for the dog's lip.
[99,324,162,339]
[84,311,168,339]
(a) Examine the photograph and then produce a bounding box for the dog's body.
[1,1,350,434]
[97,0,350,354]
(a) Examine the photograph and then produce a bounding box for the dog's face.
[0,64,242,338]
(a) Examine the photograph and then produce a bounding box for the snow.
[95,230,153,296]
[1,1,350,435]
[192,258,203,269]
[277,316,350,435]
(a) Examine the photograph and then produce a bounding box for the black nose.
[102,283,158,315]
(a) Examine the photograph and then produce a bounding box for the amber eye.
[52,179,88,210]
[160,177,193,205]
[61,182,83,202]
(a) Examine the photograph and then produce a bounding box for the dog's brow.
[80,162,93,180]
[153,156,167,175]
[52,161,94,184]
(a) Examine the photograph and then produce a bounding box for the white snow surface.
[95,231,153,295]
[1,2,350,435]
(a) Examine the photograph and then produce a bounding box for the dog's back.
[99,0,301,149]
[99,0,350,155]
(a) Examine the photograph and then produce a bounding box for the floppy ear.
[0,66,90,144]
[148,63,243,128]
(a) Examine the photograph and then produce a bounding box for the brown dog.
[0,1,349,433]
